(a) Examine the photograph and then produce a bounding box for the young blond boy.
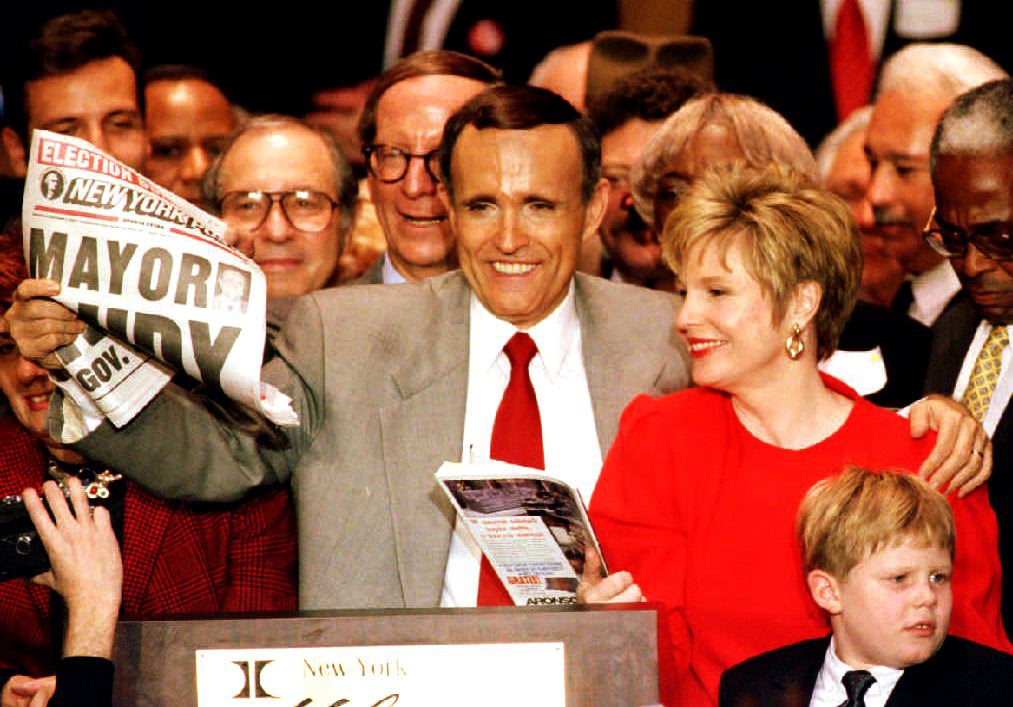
[719,468,1013,706]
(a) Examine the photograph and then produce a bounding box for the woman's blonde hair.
[662,165,860,359]
[797,467,955,579]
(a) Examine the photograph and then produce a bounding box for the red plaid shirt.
[0,415,297,677]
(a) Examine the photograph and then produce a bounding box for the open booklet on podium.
[435,459,607,606]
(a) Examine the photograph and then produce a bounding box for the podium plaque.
[113,603,659,706]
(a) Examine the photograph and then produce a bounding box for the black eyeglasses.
[219,190,338,232]
[923,206,1013,262]
[363,144,441,183]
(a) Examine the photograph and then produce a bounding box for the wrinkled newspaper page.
[436,460,606,606]
[22,130,296,427]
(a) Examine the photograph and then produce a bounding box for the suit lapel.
[926,293,979,395]
[379,275,470,606]
[576,275,669,453]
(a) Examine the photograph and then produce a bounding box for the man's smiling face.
[445,124,606,329]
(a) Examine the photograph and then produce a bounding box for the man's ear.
[438,183,456,230]
[1,127,27,178]
[581,177,610,243]
[807,569,844,615]
[789,280,823,331]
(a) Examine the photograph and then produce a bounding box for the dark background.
[0,1,615,116]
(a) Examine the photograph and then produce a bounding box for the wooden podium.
[113,603,660,705]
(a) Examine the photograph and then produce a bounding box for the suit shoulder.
[720,637,828,703]
[298,272,467,335]
[896,636,1013,704]
[576,272,674,312]
[840,301,929,350]
[724,636,827,677]
[933,635,1013,679]
[931,291,978,335]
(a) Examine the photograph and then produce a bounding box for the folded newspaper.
[435,460,607,606]
[21,130,297,428]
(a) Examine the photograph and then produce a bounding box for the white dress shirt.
[440,281,602,607]
[810,636,904,707]
[952,322,1013,437]
[381,254,407,284]
[908,260,961,327]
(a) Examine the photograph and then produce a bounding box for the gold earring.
[785,323,804,360]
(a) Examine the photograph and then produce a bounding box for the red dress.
[589,377,1010,706]
[0,415,298,680]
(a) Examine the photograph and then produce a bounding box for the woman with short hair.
[585,165,1009,706]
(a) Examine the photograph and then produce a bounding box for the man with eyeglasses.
[864,43,1006,326]
[355,50,501,285]
[204,115,358,299]
[925,78,1013,633]
[4,85,690,611]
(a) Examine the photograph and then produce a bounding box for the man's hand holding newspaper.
[6,130,297,431]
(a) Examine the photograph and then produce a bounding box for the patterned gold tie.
[961,326,1010,422]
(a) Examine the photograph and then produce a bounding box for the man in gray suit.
[7,85,691,610]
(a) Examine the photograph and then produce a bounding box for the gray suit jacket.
[67,271,690,609]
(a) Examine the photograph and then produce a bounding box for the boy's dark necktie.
[840,669,876,707]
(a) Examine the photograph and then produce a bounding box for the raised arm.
[5,279,325,503]
[22,478,120,707]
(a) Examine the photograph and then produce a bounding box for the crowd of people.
[1,6,1012,706]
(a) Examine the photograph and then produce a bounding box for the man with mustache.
[925,78,1013,633]
[865,43,1006,326]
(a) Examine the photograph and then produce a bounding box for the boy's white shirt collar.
[809,635,904,707]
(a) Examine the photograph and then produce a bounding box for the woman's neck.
[730,365,854,449]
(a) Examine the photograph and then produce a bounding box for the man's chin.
[974,303,1013,325]
[390,237,455,272]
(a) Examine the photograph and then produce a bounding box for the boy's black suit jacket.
[719,635,1013,706]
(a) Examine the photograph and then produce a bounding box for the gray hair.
[202,114,358,231]
[631,93,817,225]
[877,43,1007,101]
[815,106,873,181]
[930,79,1013,171]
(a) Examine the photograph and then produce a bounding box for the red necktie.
[830,0,874,121]
[477,332,543,605]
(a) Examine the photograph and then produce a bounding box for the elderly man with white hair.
[865,43,1007,327]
